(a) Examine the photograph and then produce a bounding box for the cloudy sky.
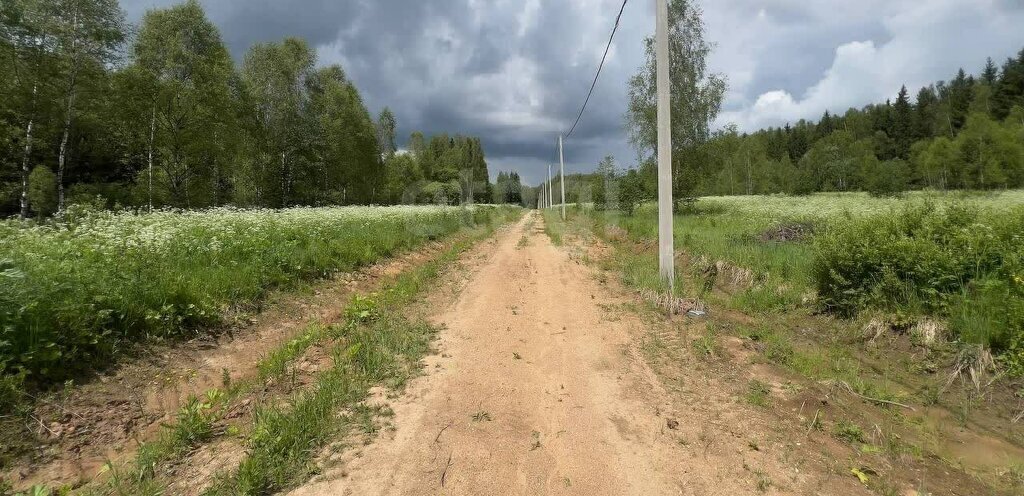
[120,0,1024,185]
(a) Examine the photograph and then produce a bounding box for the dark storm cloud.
[120,0,1024,184]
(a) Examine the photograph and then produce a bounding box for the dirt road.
[289,212,857,496]
[287,212,684,494]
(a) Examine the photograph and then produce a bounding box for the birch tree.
[241,38,315,207]
[376,107,397,159]
[626,0,725,151]
[134,0,235,208]
[48,0,125,212]
[2,0,57,218]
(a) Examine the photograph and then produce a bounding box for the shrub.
[618,170,648,216]
[864,159,911,197]
[27,166,57,217]
[813,202,1024,350]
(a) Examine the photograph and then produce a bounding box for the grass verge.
[68,209,520,496]
[203,222,492,495]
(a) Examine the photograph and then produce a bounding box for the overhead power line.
[563,0,629,141]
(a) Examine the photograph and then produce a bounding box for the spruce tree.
[892,85,914,159]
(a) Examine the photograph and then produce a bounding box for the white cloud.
[714,0,1024,131]
[119,0,1024,178]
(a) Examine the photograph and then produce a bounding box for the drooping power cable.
[563,0,630,141]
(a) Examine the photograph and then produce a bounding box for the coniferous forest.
[0,0,495,218]
[676,51,1024,197]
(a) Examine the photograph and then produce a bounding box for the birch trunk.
[745,152,752,195]
[148,104,155,211]
[57,86,75,213]
[184,160,190,208]
[19,84,37,219]
[280,151,289,207]
[56,7,81,214]
[211,130,220,206]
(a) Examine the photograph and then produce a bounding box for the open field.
[604,190,1024,353]
[0,205,515,407]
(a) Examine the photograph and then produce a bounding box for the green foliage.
[0,0,493,216]
[170,394,218,448]
[692,324,720,359]
[27,166,56,216]
[742,325,796,366]
[0,206,511,401]
[746,380,771,407]
[493,171,524,205]
[618,169,648,216]
[133,0,235,208]
[813,202,1024,350]
[376,107,397,158]
[592,155,619,211]
[833,419,866,444]
[625,0,726,199]
[864,159,911,197]
[799,130,877,192]
[676,47,1024,198]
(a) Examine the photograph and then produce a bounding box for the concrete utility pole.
[547,164,553,208]
[655,0,674,291]
[558,135,566,219]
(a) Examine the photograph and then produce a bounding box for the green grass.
[541,207,565,245]
[0,205,519,409]
[833,419,866,444]
[743,326,795,365]
[91,390,226,496]
[746,380,771,407]
[692,323,721,359]
[610,202,817,291]
[571,191,1024,358]
[61,209,522,496]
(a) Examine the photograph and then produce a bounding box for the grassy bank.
[0,205,513,407]
[574,190,1024,356]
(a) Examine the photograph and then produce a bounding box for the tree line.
[0,0,494,218]
[620,1,1024,200]
[698,51,1024,197]
[379,128,494,205]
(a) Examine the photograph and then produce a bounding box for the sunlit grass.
[91,210,518,496]
[577,190,1024,354]
[0,204,519,401]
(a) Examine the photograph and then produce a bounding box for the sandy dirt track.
[289,212,692,495]
[289,212,872,496]
[288,213,737,496]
